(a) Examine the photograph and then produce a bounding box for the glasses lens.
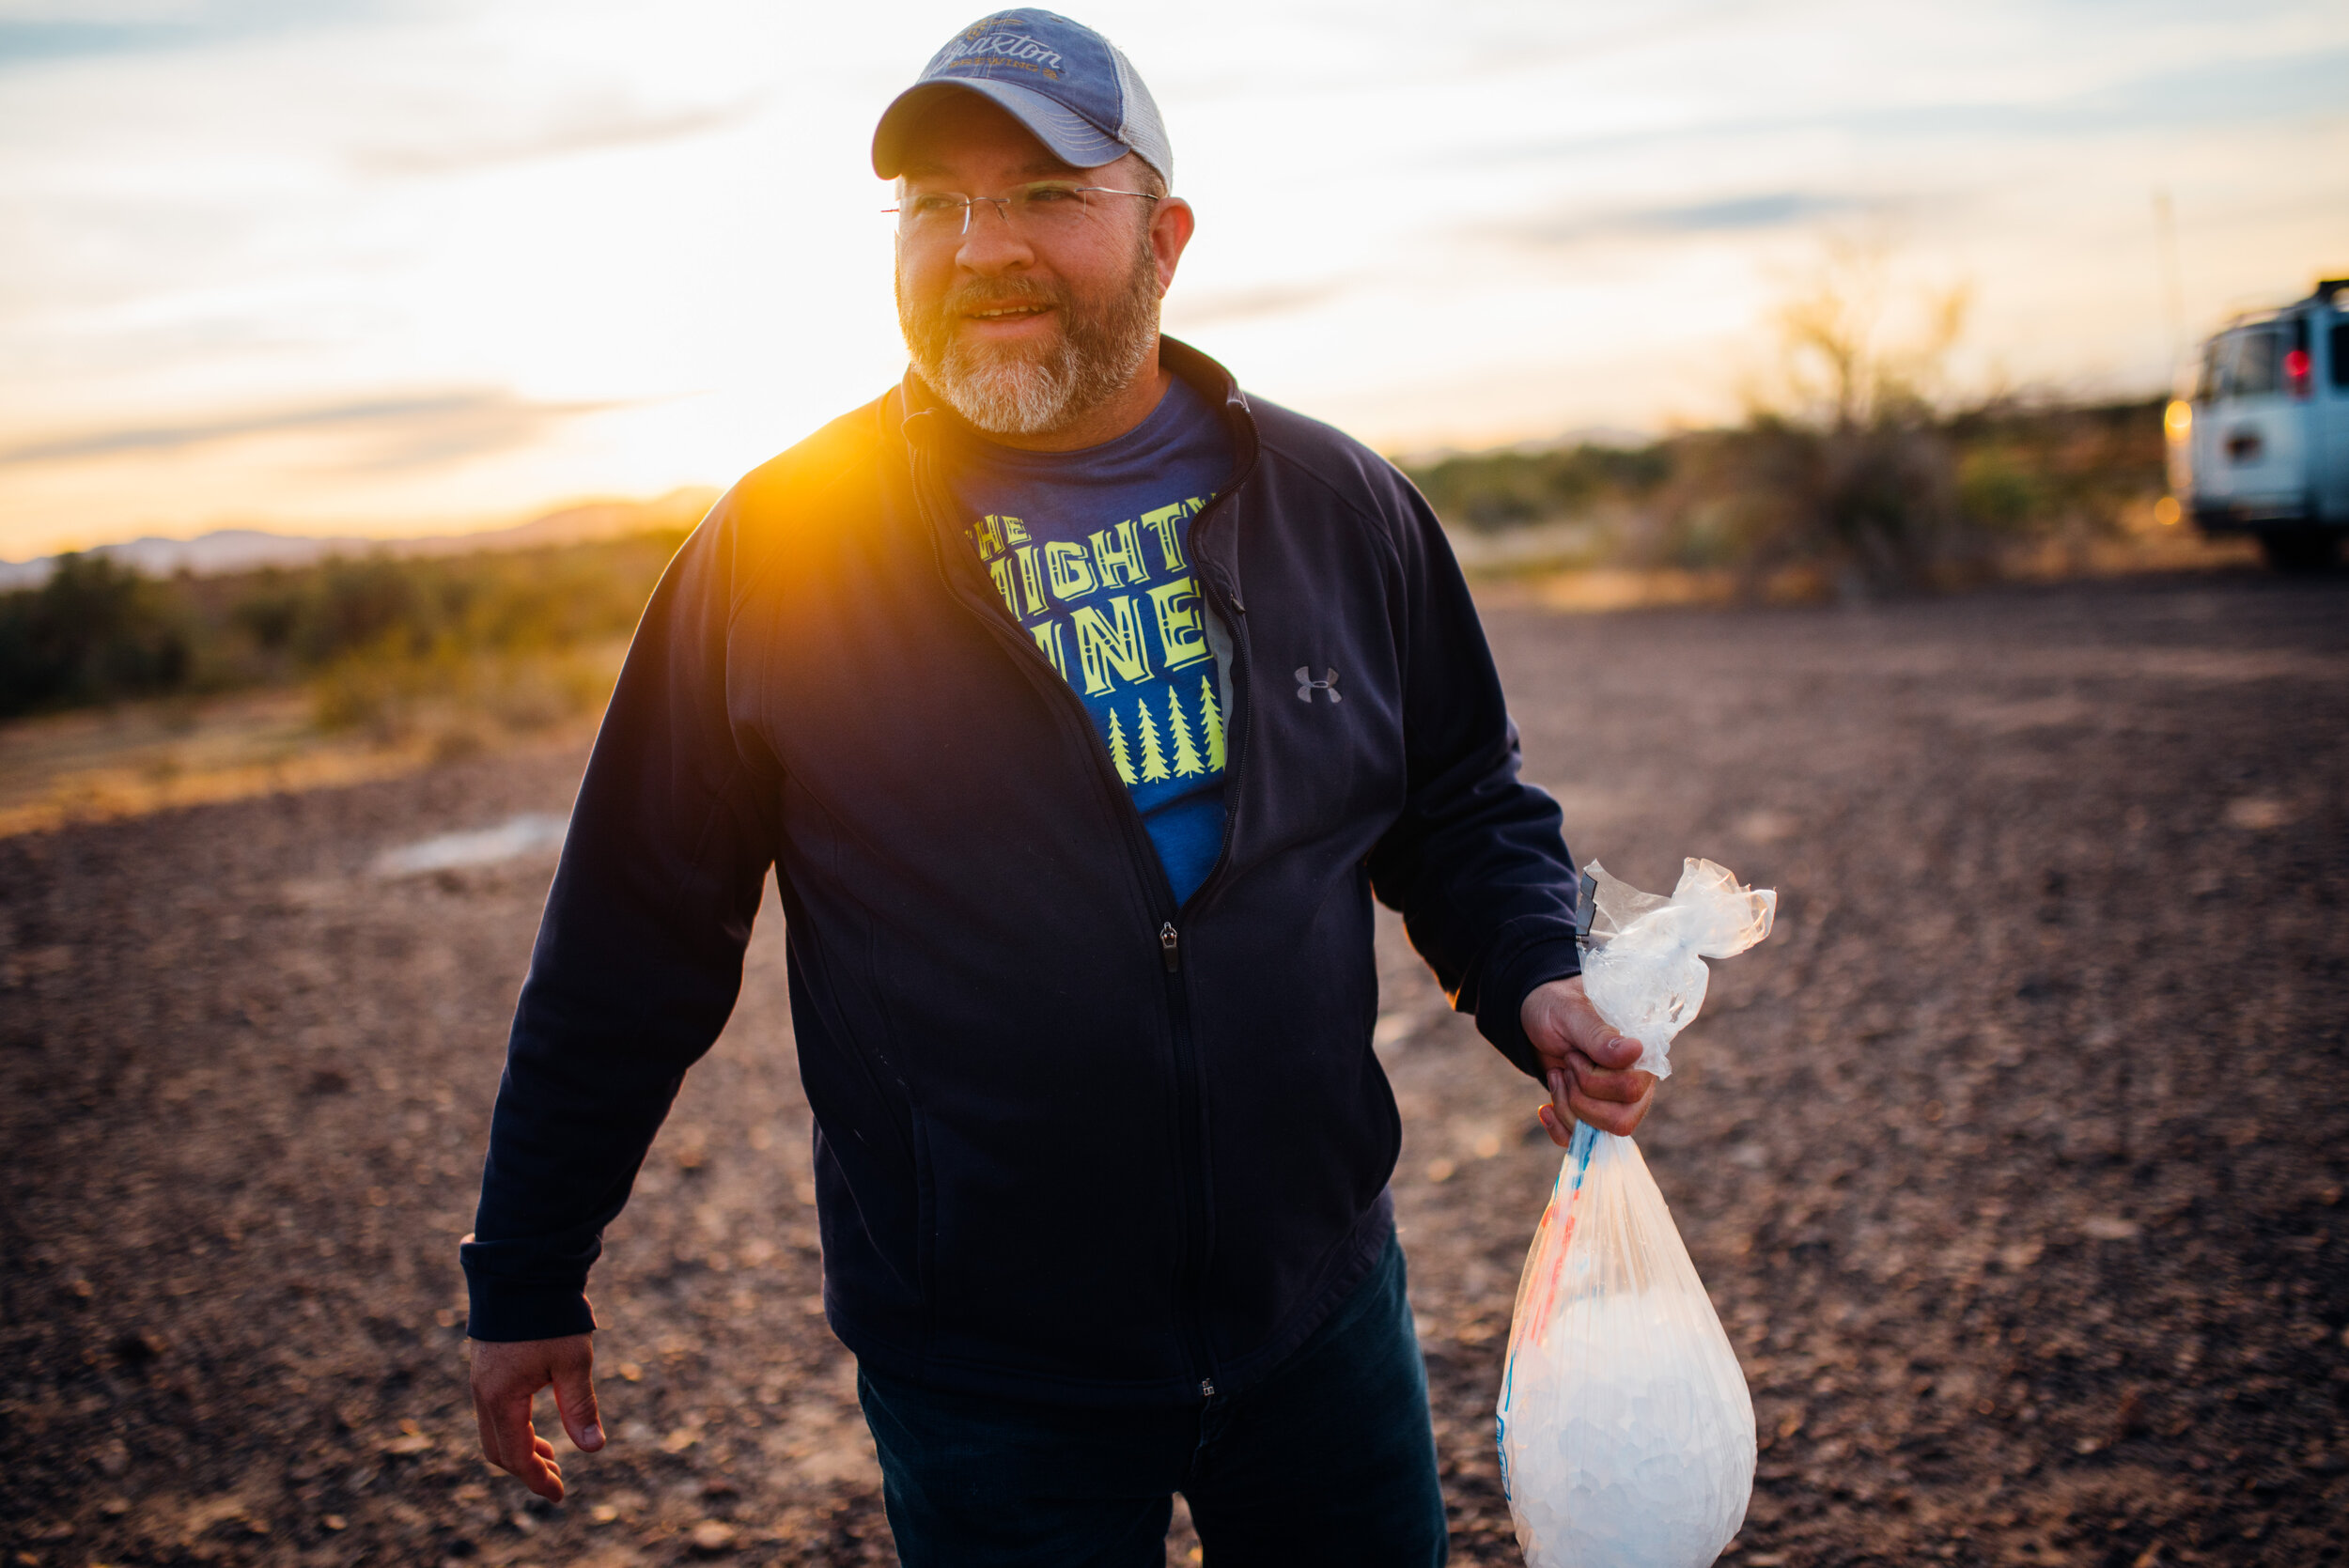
[1008,183,1092,232]
[899,192,967,234]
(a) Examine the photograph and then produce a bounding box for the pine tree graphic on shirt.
[1198,677,1225,771]
[1135,699,1171,783]
[1167,689,1205,777]
[1104,707,1138,785]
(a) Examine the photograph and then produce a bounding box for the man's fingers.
[484,1386,564,1501]
[490,1389,535,1476]
[498,1400,549,1491]
[1545,1069,1583,1134]
[1541,980,1644,1070]
[474,1391,505,1472]
[515,1409,566,1500]
[1573,1023,1647,1073]
[1568,1078,1656,1137]
[1535,1083,1657,1141]
[519,1438,565,1502]
[552,1353,605,1453]
[1566,1050,1656,1105]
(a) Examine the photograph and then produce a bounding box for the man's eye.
[909,194,964,217]
[1022,185,1082,205]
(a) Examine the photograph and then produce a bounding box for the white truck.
[2169,278,2349,569]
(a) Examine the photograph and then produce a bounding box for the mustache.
[934,273,1065,319]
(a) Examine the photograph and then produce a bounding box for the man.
[463,11,1654,1564]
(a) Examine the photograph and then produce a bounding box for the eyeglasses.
[887,179,1159,240]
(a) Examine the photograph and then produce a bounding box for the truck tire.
[2258,530,2341,572]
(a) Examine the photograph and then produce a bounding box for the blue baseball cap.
[872,9,1172,186]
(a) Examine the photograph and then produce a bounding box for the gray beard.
[898,245,1161,438]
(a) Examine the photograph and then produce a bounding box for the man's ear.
[1150,197,1195,296]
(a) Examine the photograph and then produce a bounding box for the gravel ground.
[3,567,2344,1567]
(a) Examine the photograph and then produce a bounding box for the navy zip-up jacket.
[462,339,1583,1406]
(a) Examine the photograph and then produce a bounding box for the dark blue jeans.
[856,1230,1448,1567]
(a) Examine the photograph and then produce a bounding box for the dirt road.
[4,567,2344,1566]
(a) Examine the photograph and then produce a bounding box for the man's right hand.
[469,1333,602,1501]
[1521,974,1657,1141]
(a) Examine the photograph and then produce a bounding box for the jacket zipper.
[1158,460,1256,1406]
[900,396,1259,1399]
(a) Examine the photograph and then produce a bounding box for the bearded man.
[461,11,1653,1564]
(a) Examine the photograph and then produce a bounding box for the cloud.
[1454,44,2349,174]
[0,0,388,69]
[1496,191,1875,250]
[0,388,623,473]
[349,93,762,179]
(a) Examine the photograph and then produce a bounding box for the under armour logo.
[1295,666,1342,704]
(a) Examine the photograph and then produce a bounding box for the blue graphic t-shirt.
[947,376,1236,904]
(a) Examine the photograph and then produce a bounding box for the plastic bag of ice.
[1497,857,1774,1568]
[1577,858,1775,1081]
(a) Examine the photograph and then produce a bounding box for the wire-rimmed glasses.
[887,179,1159,240]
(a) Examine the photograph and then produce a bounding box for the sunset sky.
[4,0,2346,559]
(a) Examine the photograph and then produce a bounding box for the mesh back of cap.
[1106,39,1173,186]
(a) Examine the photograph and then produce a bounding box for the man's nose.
[955,203,1036,272]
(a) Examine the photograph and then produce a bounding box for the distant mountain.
[0,487,720,589]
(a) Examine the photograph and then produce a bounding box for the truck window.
[2334,320,2349,391]
[2196,340,2219,401]
[2220,328,2281,397]
[2215,332,2244,396]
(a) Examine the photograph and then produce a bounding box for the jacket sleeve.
[1361,467,1581,1082]
[461,498,781,1340]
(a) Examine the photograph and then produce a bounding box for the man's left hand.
[1521,975,1656,1145]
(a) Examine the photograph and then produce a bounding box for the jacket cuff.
[1473,934,1584,1083]
[460,1248,599,1342]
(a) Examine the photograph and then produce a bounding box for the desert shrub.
[296,557,438,663]
[1948,398,2166,547]
[1640,409,1975,595]
[0,553,194,717]
[1956,445,2041,536]
[1406,442,1673,533]
[1682,256,1982,594]
[2,528,686,724]
[310,640,440,741]
[228,573,305,653]
[1410,249,2165,598]
[288,540,682,737]
[308,642,619,741]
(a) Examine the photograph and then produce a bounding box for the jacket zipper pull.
[1159,922,1180,972]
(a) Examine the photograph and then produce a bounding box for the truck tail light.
[2286,348,2312,399]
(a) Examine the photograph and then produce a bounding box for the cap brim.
[872,78,1128,179]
